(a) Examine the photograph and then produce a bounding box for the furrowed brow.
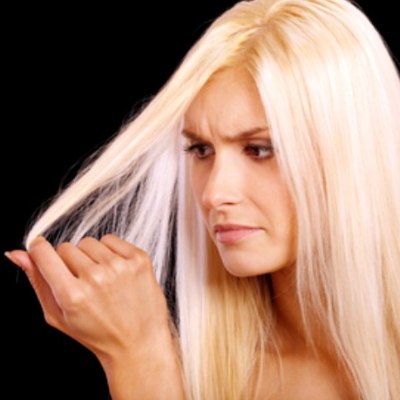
[181,127,270,142]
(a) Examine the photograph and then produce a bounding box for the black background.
[1,1,398,399]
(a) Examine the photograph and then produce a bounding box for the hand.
[5,235,172,365]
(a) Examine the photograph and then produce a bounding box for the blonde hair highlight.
[25,1,400,399]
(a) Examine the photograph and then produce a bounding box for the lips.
[214,224,262,245]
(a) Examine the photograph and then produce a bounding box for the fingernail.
[4,251,23,269]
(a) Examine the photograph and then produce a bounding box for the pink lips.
[214,224,262,245]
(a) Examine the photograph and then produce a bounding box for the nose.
[201,155,242,210]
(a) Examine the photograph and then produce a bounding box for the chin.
[222,258,294,278]
[224,268,257,278]
[222,262,269,278]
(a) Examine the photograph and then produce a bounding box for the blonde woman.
[5,0,400,398]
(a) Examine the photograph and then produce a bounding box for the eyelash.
[182,142,274,161]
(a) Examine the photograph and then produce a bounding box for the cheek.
[269,186,297,263]
[255,168,293,225]
[253,171,297,254]
[189,163,208,209]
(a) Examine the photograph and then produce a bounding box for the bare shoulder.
[255,352,358,400]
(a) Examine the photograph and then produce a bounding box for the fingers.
[56,241,97,277]
[76,236,121,264]
[4,250,65,328]
[5,234,161,361]
[28,237,77,295]
[7,235,151,285]
[5,250,35,272]
[100,234,148,260]
[57,236,142,268]
[56,237,127,279]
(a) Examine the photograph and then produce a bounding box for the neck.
[269,266,331,358]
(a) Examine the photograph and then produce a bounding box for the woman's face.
[183,68,297,277]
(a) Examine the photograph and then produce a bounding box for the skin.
[183,67,297,277]
[183,67,355,399]
[5,236,185,400]
[5,67,355,399]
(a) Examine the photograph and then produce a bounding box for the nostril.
[201,185,239,210]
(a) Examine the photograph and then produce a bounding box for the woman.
[5,0,400,398]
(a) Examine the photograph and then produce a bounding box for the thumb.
[5,250,49,296]
[5,250,35,272]
[5,250,64,328]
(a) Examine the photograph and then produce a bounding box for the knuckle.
[61,290,86,312]
[78,236,96,248]
[107,253,122,265]
[88,269,108,286]
[43,312,59,328]
[56,242,72,254]
[134,250,152,269]
[100,233,117,243]
[112,259,134,277]
[104,254,124,270]
[123,246,139,260]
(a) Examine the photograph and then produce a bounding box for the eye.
[244,144,274,160]
[183,143,213,159]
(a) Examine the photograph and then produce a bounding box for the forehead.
[183,68,268,138]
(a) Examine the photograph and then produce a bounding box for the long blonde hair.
[25,0,400,399]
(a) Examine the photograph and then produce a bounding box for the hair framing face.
[25,1,400,399]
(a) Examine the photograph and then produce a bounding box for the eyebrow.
[181,126,270,142]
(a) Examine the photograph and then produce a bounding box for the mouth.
[214,224,263,245]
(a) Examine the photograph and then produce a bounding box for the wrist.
[99,326,186,400]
